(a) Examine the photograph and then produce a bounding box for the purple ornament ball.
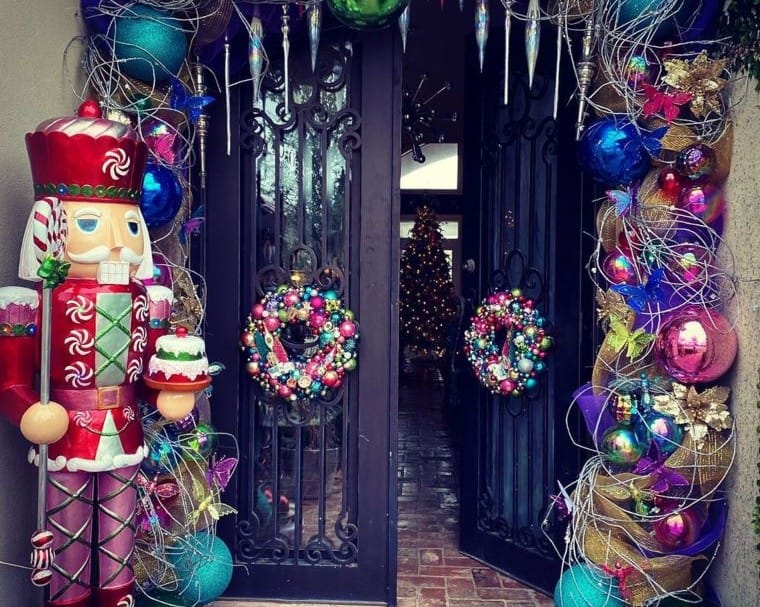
[675,143,716,183]
[655,306,737,383]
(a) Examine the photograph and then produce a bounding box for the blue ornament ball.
[554,563,625,607]
[635,410,684,457]
[141,434,179,475]
[140,162,183,228]
[81,0,119,35]
[112,4,187,83]
[171,532,234,604]
[579,118,651,186]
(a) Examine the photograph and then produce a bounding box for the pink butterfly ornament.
[642,84,692,123]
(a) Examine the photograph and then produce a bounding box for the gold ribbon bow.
[653,383,732,449]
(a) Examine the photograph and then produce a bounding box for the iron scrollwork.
[235,38,359,567]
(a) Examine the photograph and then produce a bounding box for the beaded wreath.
[241,285,359,402]
[464,289,552,397]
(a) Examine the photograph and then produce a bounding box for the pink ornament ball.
[310,312,327,329]
[602,249,638,285]
[655,306,737,383]
[339,320,357,338]
[251,304,265,319]
[263,316,281,332]
[678,184,725,226]
[241,331,255,348]
[310,296,324,309]
[654,508,703,550]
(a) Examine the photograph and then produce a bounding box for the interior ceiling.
[402,0,466,152]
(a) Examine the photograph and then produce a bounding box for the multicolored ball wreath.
[464,289,552,397]
[241,285,359,402]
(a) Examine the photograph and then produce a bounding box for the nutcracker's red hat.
[25,100,148,205]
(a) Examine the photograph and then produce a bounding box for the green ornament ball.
[112,4,188,83]
[326,0,410,31]
[554,563,625,607]
[170,532,234,605]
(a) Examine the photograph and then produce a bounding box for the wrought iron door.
[457,29,594,592]
[204,29,400,604]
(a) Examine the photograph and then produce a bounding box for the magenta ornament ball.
[678,184,725,226]
[602,249,638,285]
[655,306,737,383]
[654,508,703,550]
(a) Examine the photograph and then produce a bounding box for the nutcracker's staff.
[18,196,71,588]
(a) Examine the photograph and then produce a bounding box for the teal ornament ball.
[554,563,625,607]
[171,532,234,604]
[326,0,410,30]
[615,0,714,44]
[112,4,187,83]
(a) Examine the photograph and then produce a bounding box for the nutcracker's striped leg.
[46,471,94,605]
[96,464,139,592]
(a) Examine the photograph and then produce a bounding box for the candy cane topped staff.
[19,195,71,587]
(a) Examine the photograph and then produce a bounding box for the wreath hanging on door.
[241,285,359,402]
[464,289,552,397]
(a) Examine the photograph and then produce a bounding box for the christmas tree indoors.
[400,206,457,360]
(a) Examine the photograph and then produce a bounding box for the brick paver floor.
[395,373,553,607]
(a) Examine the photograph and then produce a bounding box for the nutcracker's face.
[63,201,146,284]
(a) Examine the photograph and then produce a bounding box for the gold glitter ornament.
[653,383,732,449]
[662,51,728,118]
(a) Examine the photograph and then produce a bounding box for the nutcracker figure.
[0,102,197,607]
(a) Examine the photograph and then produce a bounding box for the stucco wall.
[712,84,760,606]
[0,1,83,602]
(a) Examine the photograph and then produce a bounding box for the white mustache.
[67,246,143,264]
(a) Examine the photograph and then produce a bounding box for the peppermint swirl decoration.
[241,285,359,402]
[464,289,552,397]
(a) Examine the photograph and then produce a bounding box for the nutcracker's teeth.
[97,261,130,285]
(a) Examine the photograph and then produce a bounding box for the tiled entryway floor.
[396,374,553,607]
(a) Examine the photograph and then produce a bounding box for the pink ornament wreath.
[241,285,359,402]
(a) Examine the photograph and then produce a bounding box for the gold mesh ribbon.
[664,430,734,496]
[583,525,703,606]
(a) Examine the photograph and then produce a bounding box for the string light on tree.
[399,206,457,361]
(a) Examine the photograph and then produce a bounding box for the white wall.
[0,1,83,603]
[712,84,760,606]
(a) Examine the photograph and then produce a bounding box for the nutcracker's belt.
[50,385,136,411]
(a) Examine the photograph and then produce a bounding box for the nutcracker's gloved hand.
[20,401,69,445]
[156,390,196,421]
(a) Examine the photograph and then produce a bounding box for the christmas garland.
[464,289,552,398]
[241,285,359,402]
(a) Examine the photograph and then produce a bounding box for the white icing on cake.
[36,116,138,140]
[154,334,206,357]
[149,356,209,381]
[145,285,174,304]
[0,286,40,310]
